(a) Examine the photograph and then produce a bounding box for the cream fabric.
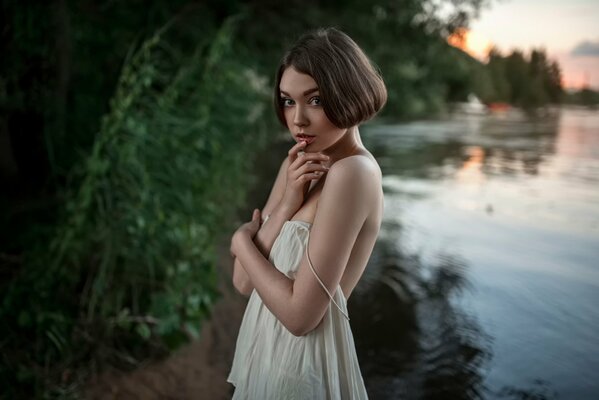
[227,220,368,399]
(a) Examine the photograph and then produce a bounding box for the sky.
[462,0,599,89]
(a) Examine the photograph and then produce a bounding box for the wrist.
[272,202,296,221]
[232,230,251,254]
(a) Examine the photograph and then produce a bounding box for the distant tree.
[485,48,511,102]
[476,47,563,108]
[504,50,529,105]
[579,88,599,106]
[546,60,564,102]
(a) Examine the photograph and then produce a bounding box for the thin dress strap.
[262,214,270,224]
[305,245,350,321]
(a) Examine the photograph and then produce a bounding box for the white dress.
[227,219,369,399]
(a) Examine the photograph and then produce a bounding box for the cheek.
[318,115,344,136]
[283,108,294,127]
[323,122,347,144]
[314,109,338,130]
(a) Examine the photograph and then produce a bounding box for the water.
[352,108,599,399]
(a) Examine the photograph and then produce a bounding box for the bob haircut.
[274,27,387,129]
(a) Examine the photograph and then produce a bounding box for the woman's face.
[279,67,347,153]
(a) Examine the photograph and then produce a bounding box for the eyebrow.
[279,87,319,97]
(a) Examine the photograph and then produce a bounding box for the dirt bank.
[85,137,289,399]
[85,261,247,399]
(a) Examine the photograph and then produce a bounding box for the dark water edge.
[353,107,599,400]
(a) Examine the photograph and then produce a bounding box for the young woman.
[227,27,386,399]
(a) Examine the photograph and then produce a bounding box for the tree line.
[477,48,564,108]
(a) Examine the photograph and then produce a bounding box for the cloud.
[571,40,599,57]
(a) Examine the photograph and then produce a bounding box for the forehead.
[279,67,318,95]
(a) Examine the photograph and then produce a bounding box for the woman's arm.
[232,156,379,335]
[232,203,294,295]
[232,142,329,296]
[232,157,290,296]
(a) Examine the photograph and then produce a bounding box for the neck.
[322,126,362,164]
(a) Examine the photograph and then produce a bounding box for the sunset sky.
[461,0,599,89]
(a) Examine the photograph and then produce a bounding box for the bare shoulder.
[327,152,382,185]
[323,152,382,219]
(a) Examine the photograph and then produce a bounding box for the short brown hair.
[274,28,387,129]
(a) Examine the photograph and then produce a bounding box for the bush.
[0,16,272,398]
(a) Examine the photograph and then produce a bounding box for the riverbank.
[85,136,291,399]
[85,254,246,399]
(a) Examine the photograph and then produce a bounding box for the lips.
[296,134,316,144]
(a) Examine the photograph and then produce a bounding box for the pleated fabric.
[227,220,368,399]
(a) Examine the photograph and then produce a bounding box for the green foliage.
[230,0,487,119]
[1,16,271,398]
[1,1,494,397]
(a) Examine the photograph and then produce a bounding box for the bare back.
[287,150,383,299]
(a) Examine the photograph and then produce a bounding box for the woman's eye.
[281,98,295,107]
[309,96,321,106]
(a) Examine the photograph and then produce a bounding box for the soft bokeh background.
[1,1,597,399]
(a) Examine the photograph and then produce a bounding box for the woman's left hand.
[230,209,261,256]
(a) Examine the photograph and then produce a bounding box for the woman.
[227,27,386,399]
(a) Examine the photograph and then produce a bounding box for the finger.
[289,167,327,186]
[252,209,261,222]
[297,171,325,183]
[290,152,330,170]
[296,162,329,176]
[288,141,307,164]
[290,157,330,180]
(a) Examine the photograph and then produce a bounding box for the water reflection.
[353,108,599,399]
[366,113,560,180]
[350,216,490,399]
[495,380,558,400]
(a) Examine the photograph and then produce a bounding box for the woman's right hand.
[280,141,330,215]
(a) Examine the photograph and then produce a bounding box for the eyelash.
[281,96,321,107]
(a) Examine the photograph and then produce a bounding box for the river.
[353,107,599,399]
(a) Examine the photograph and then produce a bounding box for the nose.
[293,105,308,127]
